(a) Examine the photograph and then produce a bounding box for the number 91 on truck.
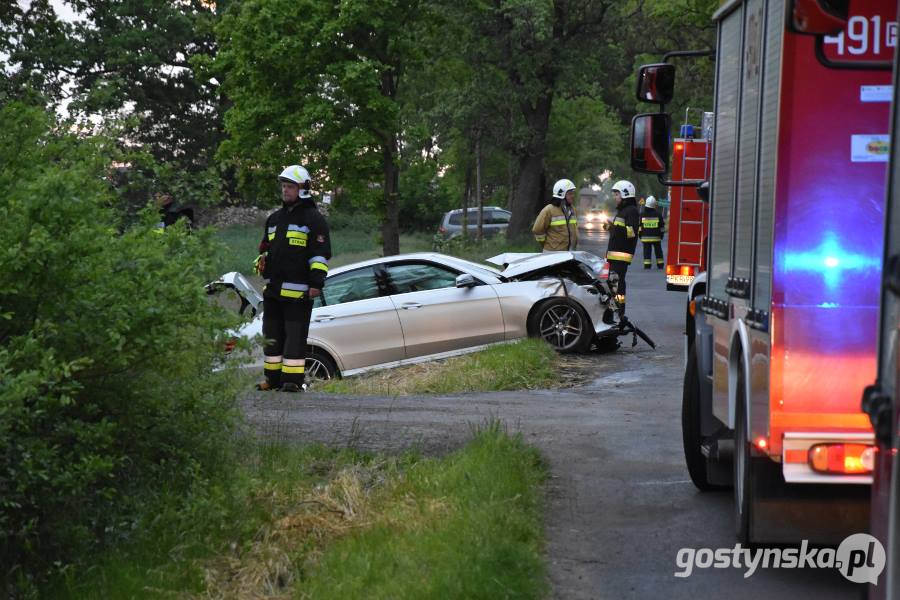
[629,0,895,546]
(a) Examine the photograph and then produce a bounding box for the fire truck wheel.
[682,344,718,491]
[734,368,754,543]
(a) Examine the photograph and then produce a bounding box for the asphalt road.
[241,228,861,599]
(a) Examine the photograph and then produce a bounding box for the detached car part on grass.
[207,252,654,381]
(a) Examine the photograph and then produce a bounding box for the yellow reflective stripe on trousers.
[264,362,282,371]
[640,237,661,242]
[282,365,305,374]
[607,251,633,263]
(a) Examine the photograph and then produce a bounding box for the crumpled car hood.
[487,251,606,279]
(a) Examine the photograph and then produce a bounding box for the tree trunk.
[507,92,554,238]
[476,134,483,242]
[381,140,400,256]
[462,163,472,240]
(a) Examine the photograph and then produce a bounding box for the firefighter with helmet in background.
[254,165,331,393]
[532,178,578,251]
[606,180,640,317]
[640,195,665,269]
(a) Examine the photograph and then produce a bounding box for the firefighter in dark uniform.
[606,180,640,318]
[254,165,331,393]
[154,192,194,231]
[639,195,665,269]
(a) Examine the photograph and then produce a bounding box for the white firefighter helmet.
[552,178,577,199]
[645,195,657,208]
[611,180,635,199]
[278,165,312,197]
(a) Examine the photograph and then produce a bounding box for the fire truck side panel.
[709,3,743,427]
[748,0,783,452]
[769,4,891,455]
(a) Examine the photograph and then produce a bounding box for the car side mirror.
[788,0,849,35]
[630,113,671,175]
[636,63,676,105]
[697,181,710,203]
[455,273,476,288]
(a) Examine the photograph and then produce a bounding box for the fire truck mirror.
[697,181,710,203]
[788,0,849,36]
[636,63,675,104]
[630,113,671,175]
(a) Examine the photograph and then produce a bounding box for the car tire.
[682,344,723,491]
[306,347,338,382]
[530,298,593,354]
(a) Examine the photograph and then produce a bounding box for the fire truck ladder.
[675,139,709,269]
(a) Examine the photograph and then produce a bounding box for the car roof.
[328,252,503,281]
[445,206,507,214]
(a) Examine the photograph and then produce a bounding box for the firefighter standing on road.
[533,179,578,251]
[639,195,665,270]
[254,165,331,393]
[607,180,639,317]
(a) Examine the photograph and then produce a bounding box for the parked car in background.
[436,207,511,240]
[207,251,650,382]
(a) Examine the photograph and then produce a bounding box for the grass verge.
[319,338,560,396]
[52,424,547,600]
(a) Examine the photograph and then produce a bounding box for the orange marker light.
[675,143,684,151]
[755,437,768,450]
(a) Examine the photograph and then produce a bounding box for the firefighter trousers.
[608,259,629,316]
[642,241,664,269]
[262,296,313,388]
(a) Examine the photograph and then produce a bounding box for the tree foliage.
[0,102,241,588]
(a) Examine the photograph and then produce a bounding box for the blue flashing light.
[680,124,694,138]
[783,233,880,291]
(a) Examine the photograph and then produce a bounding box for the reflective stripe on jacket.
[532,203,577,251]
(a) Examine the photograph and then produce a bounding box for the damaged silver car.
[206,251,652,380]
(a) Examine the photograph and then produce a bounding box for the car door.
[384,261,505,358]
[310,266,405,371]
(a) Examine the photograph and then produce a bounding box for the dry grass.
[196,466,381,599]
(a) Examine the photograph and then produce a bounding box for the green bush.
[0,103,243,591]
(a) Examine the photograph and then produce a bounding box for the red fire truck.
[631,0,896,544]
[665,119,712,291]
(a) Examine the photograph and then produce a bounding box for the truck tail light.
[808,443,875,474]
[666,265,696,277]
